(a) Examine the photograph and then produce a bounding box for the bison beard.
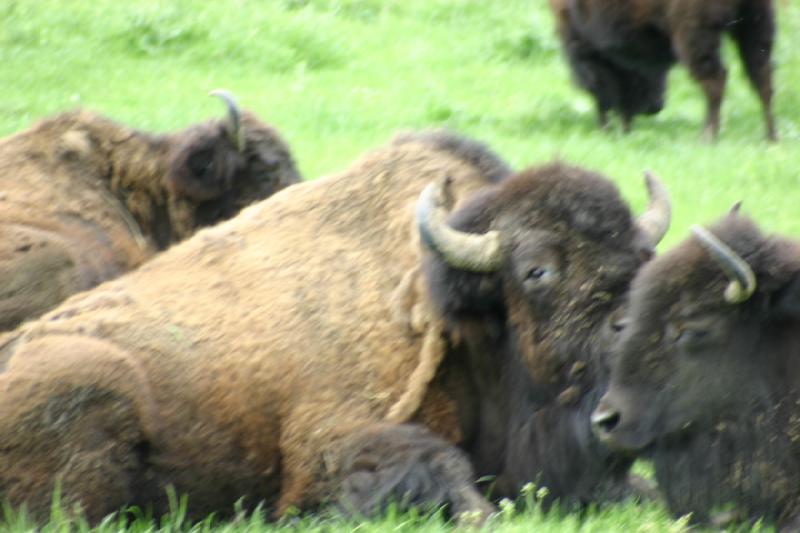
[501,382,635,507]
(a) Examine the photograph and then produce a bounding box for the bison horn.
[636,171,671,248]
[210,89,246,153]
[415,176,504,272]
[691,225,757,304]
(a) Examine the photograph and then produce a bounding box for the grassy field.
[2,0,799,531]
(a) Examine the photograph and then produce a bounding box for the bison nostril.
[591,408,621,433]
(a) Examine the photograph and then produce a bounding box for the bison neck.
[652,331,800,526]
[105,133,176,250]
[651,396,800,526]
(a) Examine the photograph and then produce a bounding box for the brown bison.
[549,0,777,140]
[0,131,669,524]
[592,213,800,529]
[0,91,300,331]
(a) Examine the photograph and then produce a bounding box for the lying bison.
[0,131,669,524]
[593,213,800,529]
[0,91,300,331]
[549,0,777,140]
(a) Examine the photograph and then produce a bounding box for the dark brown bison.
[592,213,800,529]
[549,0,777,140]
[0,91,300,331]
[0,131,669,524]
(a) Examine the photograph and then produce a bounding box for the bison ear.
[773,273,800,321]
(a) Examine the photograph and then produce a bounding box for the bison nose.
[591,402,621,434]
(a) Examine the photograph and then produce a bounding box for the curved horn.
[691,225,756,304]
[636,171,671,248]
[415,177,504,272]
[209,89,246,153]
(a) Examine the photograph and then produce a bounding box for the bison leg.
[0,336,157,523]
[335,424,495,524]
[0,225,83,331]
[674,28,727,141]
[621,113,634,134]
[596,104,610,131]
[731,0,777,141]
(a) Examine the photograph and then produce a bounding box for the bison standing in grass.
[0,91,300,331]
[549,0,777,140]
[0,131,669,524]
[593,214,800,530]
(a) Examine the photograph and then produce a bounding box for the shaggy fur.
[0,132,654,523]
[0,105,300,331]
[549,0,776,140]
[594,215,800,529]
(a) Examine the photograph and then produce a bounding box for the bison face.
[568,49,668,126]
[166,91,301,237]
[593,275,763,453]
[593,215,800,523]
[418,164,671,374]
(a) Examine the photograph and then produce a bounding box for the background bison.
[0,91,300,331]
[0,131,668,524]
[592,214,800,529]
[549,0,777,140]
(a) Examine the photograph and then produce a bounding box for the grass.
[1,0,799,531]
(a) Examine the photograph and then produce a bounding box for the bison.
[0,131,669,524]
[0,90,300,331]
[549,0,777,140]
[592,213,800,529]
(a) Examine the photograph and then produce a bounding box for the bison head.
[592,214,800,525]
[416,163,670,504]
[165,90,301,240]
[582,58,668,126]
[552,0,673,130]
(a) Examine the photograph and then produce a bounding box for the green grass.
[2,0,799,530]
[0,489,777,533]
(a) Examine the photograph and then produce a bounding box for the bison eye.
[611,318,629,333]
[679,328,709,345]
[670,319,718,353]
[527,267,547,280]
[524,265,558,286]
